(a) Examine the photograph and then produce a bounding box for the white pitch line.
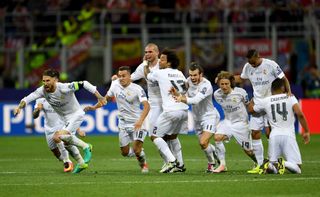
[1,158,320,163]
[0,177,319,186]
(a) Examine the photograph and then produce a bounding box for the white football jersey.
[22,81,96,121]
[187,77,219,122]
[34,98,64,133]
[241,58,285,102]
[253,94,298,139]
[107,80,148,128]
[131,60,162,106]
[147,68,189,112]
[214,87,250,124]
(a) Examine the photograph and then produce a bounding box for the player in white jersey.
[33,98,86,172]
[234,49,292,173]
[146,48,188,173]
[172,63,220,173]
[249,78,310,174]
[85,66,150,173]
[213,71,258,173]
[131,43,184,169]
[14,69,106,173]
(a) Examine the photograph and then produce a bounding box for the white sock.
[203,144,215,164]
[215,141,226,166]
[268,162,278,174]
[153,138,176,162]
[285,161,301,174]
[168,138,184,166]
[56,142,70,163]
[127,147,135,157]
[252,139,264,165]
[69,135,89,149]
[58,155,63,162]
[136,149,146,166]
[66,145,85,165]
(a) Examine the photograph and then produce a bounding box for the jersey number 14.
[271,102,288,122]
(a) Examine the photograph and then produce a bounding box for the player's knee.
[214,134,224,142]
[199,140,208,149]
[53,133,61,143]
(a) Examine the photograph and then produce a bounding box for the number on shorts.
[137,130,143,138]
[152,127,157,134]
[170,80,187,92]
[271,102,288,122]
[242,141,250,149]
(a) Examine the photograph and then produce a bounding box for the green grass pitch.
[0,134,319,196]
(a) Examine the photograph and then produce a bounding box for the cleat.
[212,164,227,173]
[247,164,261,174]
[206,163,215,173]
[159,161,176,173]
[72,163,88,174]
[171,164,186,173]
[141,162,149,173]
[83,144,93,164]
[259,159,270,175]
[63,162,74,172]
[277,157,285,175]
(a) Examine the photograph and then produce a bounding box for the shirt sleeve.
[271,60,285,79]
[240,88,250,105]
[106,80,117,97]
[240,64,249,79]
[22,87,44,105]
[131,63,145,81]
[137,85,148,103]
[253,99,265,113]
[61,81,97,94]
[186,83,212,105]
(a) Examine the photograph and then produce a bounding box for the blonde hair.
[216,71,235,88]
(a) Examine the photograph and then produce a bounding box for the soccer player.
[13,69,106,173]
[235,49,292,173]
[33,98,86,172]
[213,71,258,173]
[85,66,150,173]
[248,78,310,174]
[172,62,220,172]
[146,48,188,173]
[125,43,184,168]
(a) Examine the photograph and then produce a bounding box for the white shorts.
[194,115,220,136]
[118,127,148,147]
[147,105,163,135]
[152,110,188,138]
[45,125,64,150]
[216,120,252,151]
[249,113,269,131]
[268,135,302,164]
[62,111,85,135]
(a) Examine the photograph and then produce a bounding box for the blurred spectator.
[301,64,320,98]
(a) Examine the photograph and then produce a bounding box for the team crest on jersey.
[263,69,267,75]
[232,97,237,103]
[200,87,207,95]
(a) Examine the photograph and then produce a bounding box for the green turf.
[0,134,319,196]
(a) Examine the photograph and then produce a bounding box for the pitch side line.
[0,177,319,186]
